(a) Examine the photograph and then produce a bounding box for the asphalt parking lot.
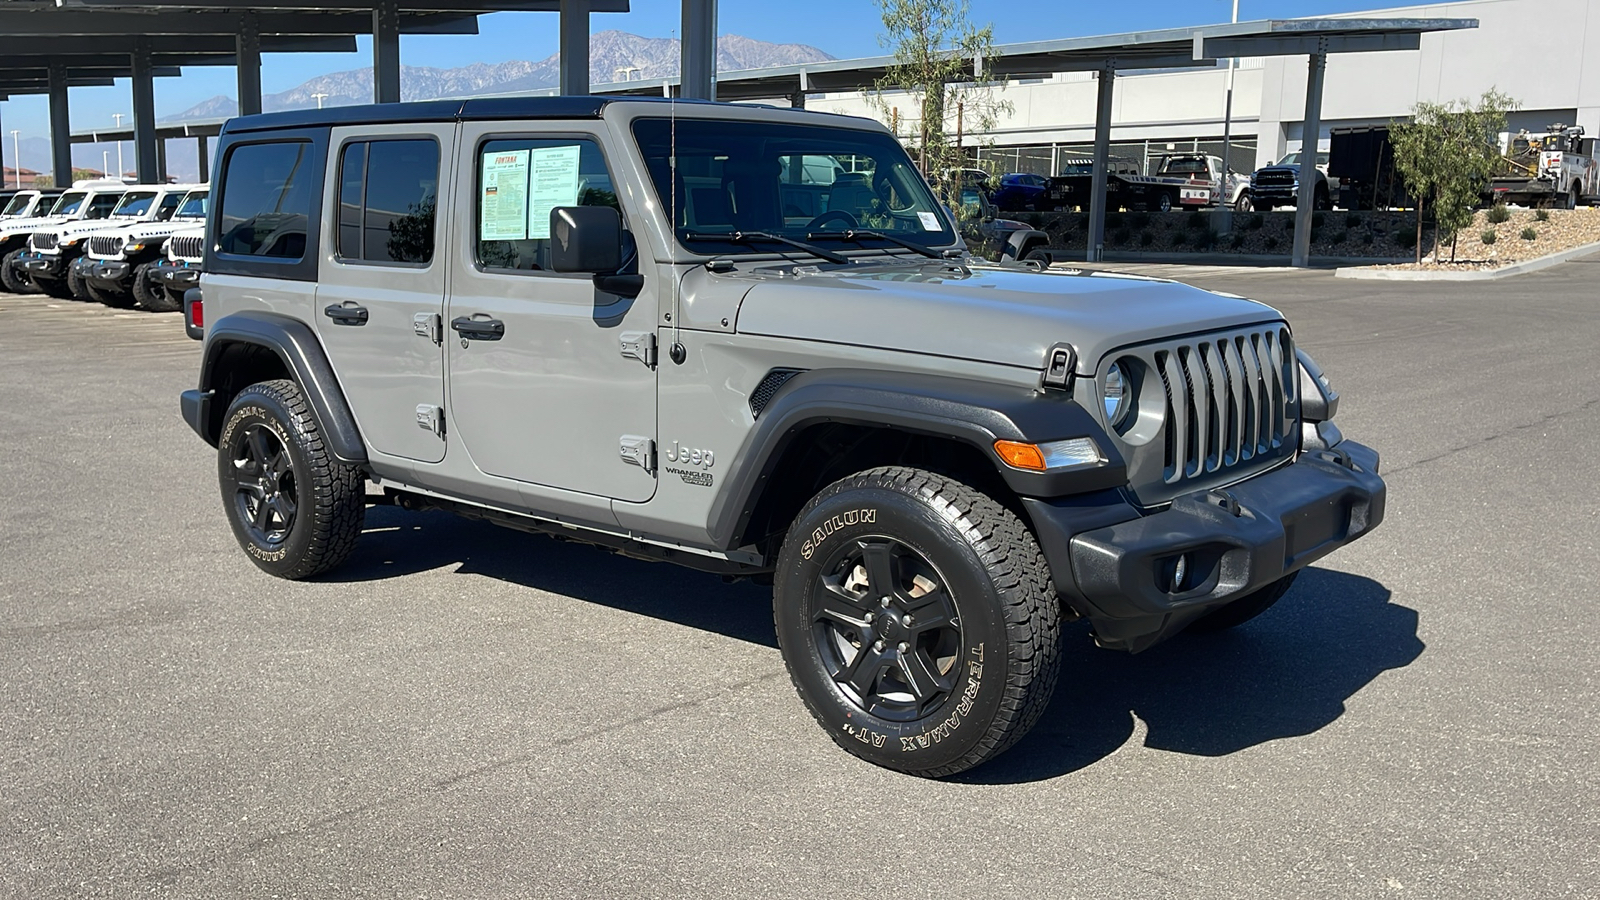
[3,257,1598,899]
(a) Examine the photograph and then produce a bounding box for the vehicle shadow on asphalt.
[959,567,1423,784]
[333,505,781,647]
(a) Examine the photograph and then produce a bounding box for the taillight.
[190,298,203,329]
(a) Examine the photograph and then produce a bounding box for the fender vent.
[749,368,806,418]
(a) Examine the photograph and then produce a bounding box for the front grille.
[89,235,125,257]
[1253,170,1295,188]
[1108,325,1297,505]
[29,231,57,251]
[168,235,204,261]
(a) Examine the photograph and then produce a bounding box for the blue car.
[991,172,1050,212]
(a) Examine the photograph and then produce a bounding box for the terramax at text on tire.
[179,97,1387,777]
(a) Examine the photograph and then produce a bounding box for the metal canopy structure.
[561,16,1477,267]
[0,0,627,187]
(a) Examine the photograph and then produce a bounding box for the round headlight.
[1103,362,1129,426]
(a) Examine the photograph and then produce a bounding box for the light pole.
[111,113,125,179]
[312,92,329,109]
[9,130,19,188]
[1218,0,1240,231]
[103,150,110,178]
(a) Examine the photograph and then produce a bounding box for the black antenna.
[668,30,687,366]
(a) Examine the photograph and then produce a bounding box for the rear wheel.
[1156,192,1173,213]
[217,379,365,580]
[132,263,178,312]
[0,249,39,294]
[774,466,1061,778]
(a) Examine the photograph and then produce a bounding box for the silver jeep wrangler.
[181,97,1385,777]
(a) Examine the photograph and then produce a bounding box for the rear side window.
[218,141,313,260]
[336,138,439,265]
[475,137,618,272]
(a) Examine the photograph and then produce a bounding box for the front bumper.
[1024,440,1385,652]
[1251,187,1299,205]
[17,250,67,279]
[84,258,132,284]
[150,258,201,289]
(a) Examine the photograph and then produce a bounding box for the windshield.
[1162,158,1211,175]
[632,118,957,257]
[2,194,33,216]
[51,192,87,216]
[1277,152,1330,167]
[112,191,158,217]
[174,191,209,219]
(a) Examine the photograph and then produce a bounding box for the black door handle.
[324,303,368,326]
[451,315,505,341]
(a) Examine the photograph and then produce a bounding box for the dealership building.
[800,0,1597,178]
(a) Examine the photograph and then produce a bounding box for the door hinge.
[416,404,445,438]
[619,331,656,368]
[414,312,443,344]
[619,435,655,473]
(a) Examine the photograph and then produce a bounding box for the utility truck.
[1489,125,1598,208]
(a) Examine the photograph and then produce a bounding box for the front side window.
[85,193,124,219]
[336,138,439,265]
[112,191,157,218]
[218,141,313,259]
[50,192,85,215]
[157,193,185,220]
[633,118,956,257]
[475,137,618,272]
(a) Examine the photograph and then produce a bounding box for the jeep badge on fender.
[179,96,1384,778]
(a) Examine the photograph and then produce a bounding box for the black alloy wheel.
[0,249,39,294]
[228,421,299,547]
[811,537,964,722]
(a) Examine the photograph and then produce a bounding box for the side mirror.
[550,205,622,274]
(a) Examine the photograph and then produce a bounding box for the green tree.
[870,0,1012,211]
[1390,90,1517,263]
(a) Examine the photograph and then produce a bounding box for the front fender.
[192,310,367,464]
[705,368,1125,548]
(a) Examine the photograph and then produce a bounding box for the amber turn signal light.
[993,440,1047,471]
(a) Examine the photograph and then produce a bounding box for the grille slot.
[29,231,58,251]
[1117,326,1296,504]
[749,368,805,417]
[169,235,204,261]
[89,235,125,257]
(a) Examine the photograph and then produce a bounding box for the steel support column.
[48,64,72,188]
[373,0,401,104]
[680,0,716,101]
[1086,61,1115,263]
[155,136,167,181]
[197,134,210,182]
[131,40,160,183]
[236,12,262,117]
[1291,44,1327,267]
[559,0,590,95]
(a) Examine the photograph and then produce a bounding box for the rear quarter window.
[218,141,314,260]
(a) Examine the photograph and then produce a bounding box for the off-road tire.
[773,466,1061,778]
[66,266,90,301]
[1185,571,1299,634]
[34,275,74,299]
[217,379,365,580]
[0,249,39,294]
[132,263,178,312]
[1156,192,1174,213]
[85,279,136,308]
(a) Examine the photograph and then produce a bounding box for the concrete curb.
[1334,241,1600,281]
[1084,251,1404,267]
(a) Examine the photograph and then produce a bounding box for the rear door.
[445,123,657,502]
[314,124,453,464]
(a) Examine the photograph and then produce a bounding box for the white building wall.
[796,0,1600,176]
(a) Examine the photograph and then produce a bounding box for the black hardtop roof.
[220,95,732,134]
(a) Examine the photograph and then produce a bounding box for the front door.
[314,124,453,464]
[445,125,657,503]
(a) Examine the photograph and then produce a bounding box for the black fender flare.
[706,368,1126,549]
[195,310,367,464]
[1002,228,1050,260]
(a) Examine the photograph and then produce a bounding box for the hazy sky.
[2,0,1414,158]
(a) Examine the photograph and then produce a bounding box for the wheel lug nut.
[903,615,913,626]
[873,640,884,652]
[880,596,891,608]
[897,642,909,652]
[863,612,874,624]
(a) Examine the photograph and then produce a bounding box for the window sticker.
[481,149,530,241]
[917,210,941,231]
[528,145,582,240]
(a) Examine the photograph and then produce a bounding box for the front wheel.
[66,266,91,301]
[132,263,179,312]
[774,467,1061,777]
[1233,193,1251,212]
[85,279,136,308]
[0,249,39,294]
[217,379,365,580]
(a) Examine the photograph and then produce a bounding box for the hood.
[123,219,198,242]
[51,219,131,241]
[734,263,1284,375]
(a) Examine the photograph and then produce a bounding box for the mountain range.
[165,31,834,122]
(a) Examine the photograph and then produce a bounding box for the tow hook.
[1207,489,1244,517]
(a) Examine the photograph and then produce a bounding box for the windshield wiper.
[682,231,850,265]
[806,229,943,259]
